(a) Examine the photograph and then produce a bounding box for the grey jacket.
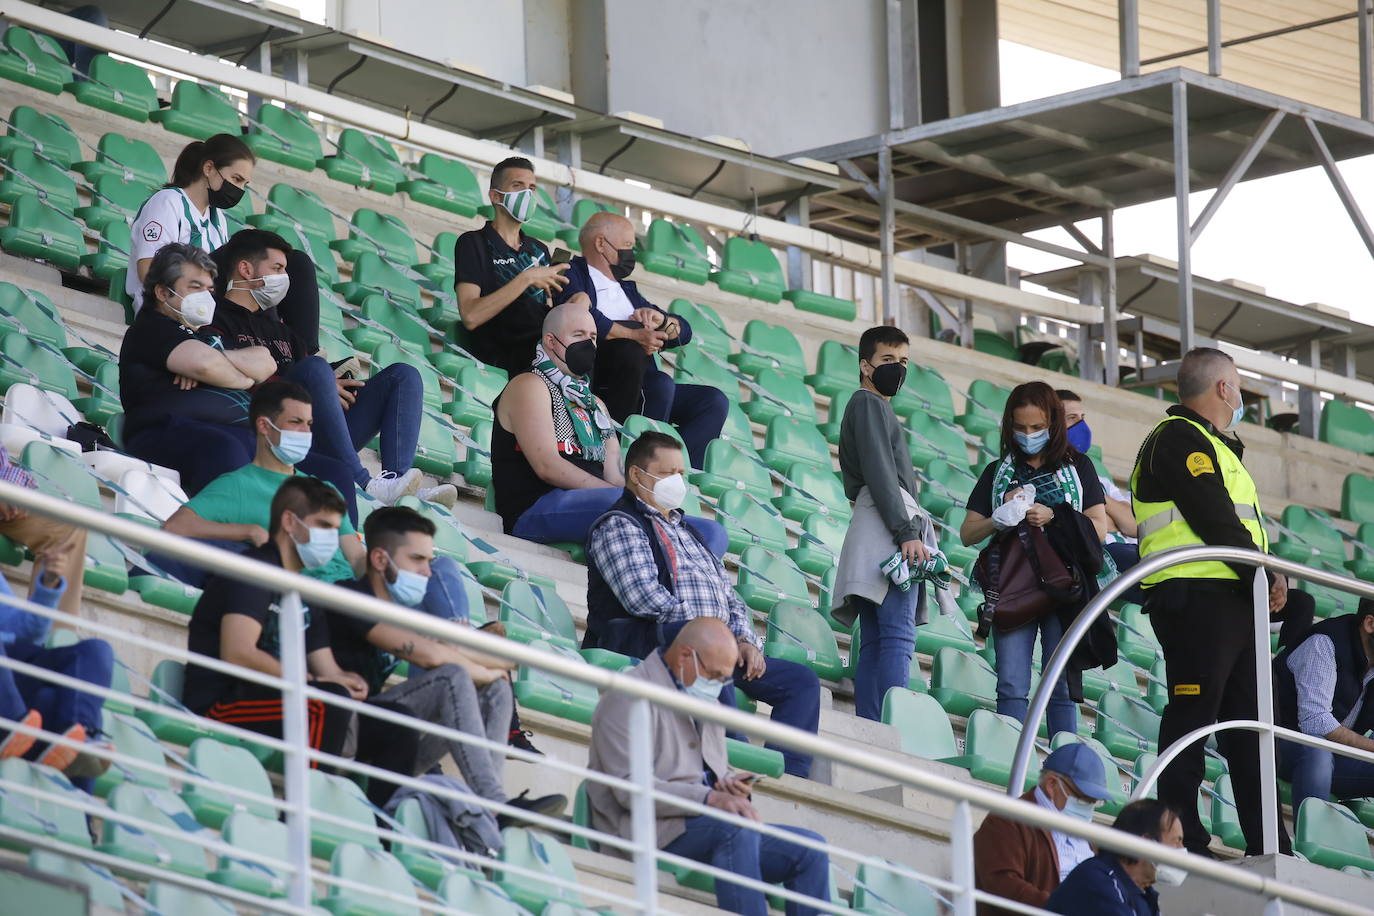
[838,388,921,544]
[587,650,731,851]
[831,485,937,628]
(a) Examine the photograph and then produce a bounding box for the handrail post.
[278,590,313,910]
[1254,568,1280,854]
[950,800,977,916]
[628,697,659,916]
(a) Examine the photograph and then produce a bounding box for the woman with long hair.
[126,133,256,310]
[960,381,1109,737]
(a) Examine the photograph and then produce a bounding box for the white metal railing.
[0,484,1368,914]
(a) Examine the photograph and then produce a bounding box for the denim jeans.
[1104,541,1144,606]
[641,370,729,470]
[0,638,113,755]
[852,584,918,721]
[126,417,256,496]
[283,356,422,487]
[995,613,1077,738]
[512,487,728,556]
[1279,738,1374,811]
[664,816,830,916]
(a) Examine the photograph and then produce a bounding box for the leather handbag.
[973,522,1079,637]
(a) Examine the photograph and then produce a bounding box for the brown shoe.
[37,723,85,773]
[0,710,41,760]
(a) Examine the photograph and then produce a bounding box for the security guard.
[1131,347,1304,857]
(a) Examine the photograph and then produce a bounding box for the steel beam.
[1190,110,1284,245]
[784,197,812,290]
[1305,117,1374,260]
[879,146,895,323]
[1104,211,1119,384]
[1362,0,1373,121]
[1173,81,1195,356]
[1118,0,1140,77]
[1297,339,1323,439]
[1206,0,1222,76]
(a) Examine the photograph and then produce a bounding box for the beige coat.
[587,650,731,851]
[831,485,938,629]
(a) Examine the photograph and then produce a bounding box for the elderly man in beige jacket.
[587,618,831,916]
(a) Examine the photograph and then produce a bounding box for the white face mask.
[167,288,216,329]
[232,272,290,309]
[637,468,687,513]
[1153,862,1188,887]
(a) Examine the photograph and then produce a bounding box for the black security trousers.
[1145,579,1291,855]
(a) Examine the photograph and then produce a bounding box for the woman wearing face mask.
[127,134,256,311]
[118,244,278,494]
[960,381,1109,738]
[1047,798,1186,915]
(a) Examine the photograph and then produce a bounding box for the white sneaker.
[417,484,458,508]
[365,468,422,505]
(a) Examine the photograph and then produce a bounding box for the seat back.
[496,827,581,911]
[1,382,79,437]
[183,738,276,826]
[441,869,528,916]
[156,80,242,137]
[852,859,940,916]
[211,810,290,897]
[309,770,381,858]
[72,55,159,121]
[881,688,958,761]
[721,237,785,287]
[3,106,80,169]
[416,154,483,215]
[146,880,238,915]
[717,489,788,554]
[94,133,166,190]
[102,784,212,877]
[349,208,419,265]
[114,468,188,521]
[500,580,577,645]
[1295,797,1374,870]
[741,319,804,368]
[247,103,322,169]
[326,843,421,915]
[20,440,98,508]
[1,148,78,213]
[264,183,336,239]
[1320,399,1374,454]
[0,759,92,850]
[1279,505,1346,565]
[94,712,170,796]
[749,368,815,421]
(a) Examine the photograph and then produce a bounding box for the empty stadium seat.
[0,148,78,214]
[914,613,976,656]
[146,880,238,915]
[319,129,406,194]
[774,462,849,522]
[927,646,996,717]
[208,810,290,898]
[333,208,418,266]
[309,770,380,859]
[730,320,804,377]
[99,784,212,877]
[250,183,336,240]
[72,133,165,190]
[322,843,419,916]
[670,299,733,356]
[150,81,242,138]
[763,600,845,680]
[1273,505,1346,568]
[789,512,846,579]
[399,153,484,216]
[441,869,528,916]
[712,237,786,302]
[0,195,84,271]
[0,759,93,852]
[20,441,127,593]
[513,640,600,725]
[630,219,709,285]
[716,489,788,555]
[736,545,810,610]
[66,54,159,121]
[1116,604,1162,668]
[852,859,939,916]
[496,827,582,913]
[244,103,322,171]
[136,659,221,747]
[1321,399,1374,454]
[956,380,1010,438]
[0,106,80,169]
[895,365,956,421]
[448,364,506,428]
[1094,690,1159,762]
[28,850,126,911]
[881,688,958,761]
[336,253,424,308]
[1295,798,1374,871]
[93,712,170,797]
[500,580,578,648]
[917,459,975,518]
[744,368,816,425]
[758,415,830,471]
[0,28,69,94]
[907,413,969,467]
[944,710,1041,790]
[692,439,772,500]
[181,738,276,830]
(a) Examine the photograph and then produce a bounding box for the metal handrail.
[0,482,1368,914]
[1010,543,1374,858]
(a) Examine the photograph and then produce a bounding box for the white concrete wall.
[330,0,529,84]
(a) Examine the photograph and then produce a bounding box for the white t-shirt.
[127,187,230,310]
[589,263,635,321]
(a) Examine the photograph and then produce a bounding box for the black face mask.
[869,362,907,397]
[606,244,636,281]
[208,170,245,210]
[559,337,597,377]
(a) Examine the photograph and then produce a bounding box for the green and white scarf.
[989,453,1084,512]
[532,343,613,460]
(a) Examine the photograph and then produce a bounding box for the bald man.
[588,618,831,916]
[557,212,727,468]
[492,302,726,551]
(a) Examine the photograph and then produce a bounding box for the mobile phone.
[550,248,572,265]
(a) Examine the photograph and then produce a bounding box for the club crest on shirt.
[1185,452,1215,477]
[142,221,163,242]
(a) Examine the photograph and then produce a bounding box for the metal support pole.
[556,132,581,223]
[1362,0,1373,121]
[1206,0,1223,75]
[278,590,313,910]
[532,126,545,161]
[784,197,812,291]
[1297,338,1322,439]
[886,0,906,131]
[1305,117,1374,259]
[1172,81,1195,356]
[955,242,974,348]
[246,43,271,121]
[1119,0,1141,76]
[1253,567,1280,856]
[628,698,659,916]
[878,146,895,323]
[1190,111,1284,246]
[281,47,308,87]
[1077,270,1104,383]
[950,801,977,916]
[1103,211,1119,385]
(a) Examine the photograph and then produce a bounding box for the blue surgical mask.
[385,554,429,607]
[681,649,731,702]
[1014,428,1051,455]
[1223,382,1245,430]
[289,516,338,570]
[266,418,312,466]
[1062,794,1098,822]
[1066,420,1091,453]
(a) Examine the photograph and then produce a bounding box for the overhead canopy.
[48,0,314,59]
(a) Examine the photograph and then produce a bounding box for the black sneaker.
[497,789,568,829]
[509,728,543,756]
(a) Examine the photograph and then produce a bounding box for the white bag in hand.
[991,484,1037,530]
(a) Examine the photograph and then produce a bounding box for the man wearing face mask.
[455,156,581,375]
[1048,799,1186,915]
[973,743,1111,915]
[588,618,832,916]
[584,432,820,777]
[183,477,367,763]
[1130,346,1292,856]
[119,243,278,494]
[323,506,566,818]
[556,212,727,468]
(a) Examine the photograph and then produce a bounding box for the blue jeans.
[853,584,918,721]
[54,5,108,77]
[642,370,729,470]
[126,416,256,496]
[1104,542,1144,605]
[283,356,422,487]
[995,613,1077,738]
[664,817,829,916]
[512,487,728,556]
[1279,739,1374,811]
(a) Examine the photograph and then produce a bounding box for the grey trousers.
[369,663,513,803]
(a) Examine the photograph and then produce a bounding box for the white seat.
[0,423,80,457]
[84,450,181,488]
[114,469,188,522]
[0,383,81,439]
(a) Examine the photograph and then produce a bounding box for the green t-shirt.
[186,463,357,584]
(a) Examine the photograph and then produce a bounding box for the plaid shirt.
[0,445,35,491]
[1286,634,1374,736]
[587,500,761,649]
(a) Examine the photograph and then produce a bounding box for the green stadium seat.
[907,413,969,467]
[640,219,711,284]
[28,850,126,911]
[335,252,424,308]
[74,174,148,232]
[72,133,165,190]
[957,380,1010,438]
[743,369,816,426]
[93,712,170,797]
[0,283,65,347]
[774,461,849,523]
[0,28,68,94]
[250,183,337,240]
[208,810,290,898]
[415,231,459,287]
[136,659,222,747]
[319,129,406,194]
[0,148,79,214]
[784,287,856,321]
[244,102,322,170]
[1299,579,1357,619]
[717,489,788,555]
[1208,773,1245,851]
[0,759,92,852]
[345,293,430,354]
[390,795,465,889]
[323,843,420,916]
[500,580,578,648]
[0,195,86,271]
[458,419,493,488]
[441,869,527,916]
[1037,347,1078,376]
[413,412,458,476]
[99,784,212,877]
[448,364,505,428]
[181,738,276,829]
[692,439,772,500]
[332,207,418,265]
[764,600,844,679]
[973,329,1019,361]
[1321,399,1374,454]
[309,770,380,859]
[758,415,831,474]
[66,54,158,121]
[852,859,939,916]
[805,341,859,400]
[1348,523,1374,581]
[0,106,80,170]
[669,299,733,357]
[711,237,785,302]
[150,80,242,138]
[496,827,581,912]
[937,508,979,569]
[881,688,958,760]
[400,153,484,217]
[72,361,121,426]
[674,347,741,403]
[789,512,846,579]
[928,646,996,717]
[1273,505,1346,568]
[1343,472,1374,521]
[513,640,600,725]
[1051,733,1127,815]
[1094,690,1159,762]
[893,365,956,422]
[944,710,1041,790]
[20,441,127,592]
[146,881,238,916]
[917,459,976,518]
[729,320,804,377]
[1295,798,1374,871]
[736,545,810,611]
[914,613,976,656]
[1116,604,1162,668]
[818,387,855,445]
[82,217,130,283]
[1080,654,1142,704]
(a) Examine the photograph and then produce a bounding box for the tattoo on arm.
[396,640,417,660]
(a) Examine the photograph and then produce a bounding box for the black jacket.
[1046,502,1118,702]
[1274,613,1374,737]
